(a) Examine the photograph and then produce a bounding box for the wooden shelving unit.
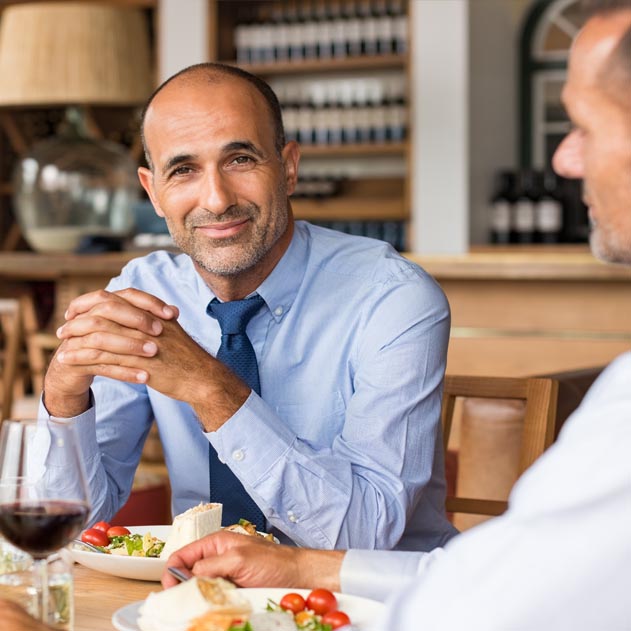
[207,0,411,246]
[236,53,407,75]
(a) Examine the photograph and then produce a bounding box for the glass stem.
[33,557,49,624]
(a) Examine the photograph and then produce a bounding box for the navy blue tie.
[206,294,266,528]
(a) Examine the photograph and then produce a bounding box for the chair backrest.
[442,374,558,519]
[0,297,23,422]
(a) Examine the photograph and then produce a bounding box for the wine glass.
[0,418,90,625]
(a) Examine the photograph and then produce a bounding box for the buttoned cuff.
[204,391,296,482]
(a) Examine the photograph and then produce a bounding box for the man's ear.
[137,166,165,218]
[281,141,301,196]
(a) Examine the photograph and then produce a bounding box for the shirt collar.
[255,221,309,322]
[191,221,310,322]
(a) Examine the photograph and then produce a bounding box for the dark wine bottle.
[489,170,515,245]
[512,169,538,244]
[535,169,564,243]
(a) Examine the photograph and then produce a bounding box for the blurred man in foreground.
[2,0,630,630]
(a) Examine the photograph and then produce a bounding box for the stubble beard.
[589,221,631,265]
[167,201,289,277]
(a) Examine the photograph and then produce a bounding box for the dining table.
[74,564,157,631]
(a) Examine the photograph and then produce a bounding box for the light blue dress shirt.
[55,222,457,550]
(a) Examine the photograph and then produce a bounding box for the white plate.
[69,525,171,582]
[112,587,384,631]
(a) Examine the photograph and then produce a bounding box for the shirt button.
[274,306,284,316]
[287,510,297,523]
[232,449,245,462]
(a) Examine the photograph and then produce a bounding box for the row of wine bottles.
[233,0,408,65]
[312,219,406,251]
[489,169,582,244]
[274,76,407,145]
[292,175,343,198]
[282,97,406,145]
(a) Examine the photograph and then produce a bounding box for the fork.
[72,539,106,553]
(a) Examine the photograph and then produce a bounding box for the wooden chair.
[0,298,23,422]
[442,374,558,519]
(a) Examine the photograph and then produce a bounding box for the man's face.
[138,76,299,278]
[553,13,631,264]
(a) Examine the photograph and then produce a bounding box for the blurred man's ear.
[281,141,301,196]
[138,167,165,218]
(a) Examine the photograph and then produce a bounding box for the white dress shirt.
[343,352,631,630]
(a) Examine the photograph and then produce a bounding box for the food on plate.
[136,582,353,631]
[80,524,165,557]
[192,610,297,630]
[224,518,276,542]
[137,577,251,631]
[160,502,223,559]
[272,588,351,630]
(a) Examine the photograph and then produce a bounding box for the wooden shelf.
[299,142,407,157]
[226,53,408,76]
[292,196,407,221]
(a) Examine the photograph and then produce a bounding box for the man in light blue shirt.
[42,62,456,550]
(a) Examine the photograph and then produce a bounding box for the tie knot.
[207,294,265,335]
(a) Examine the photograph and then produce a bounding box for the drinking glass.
[0,419,90,625]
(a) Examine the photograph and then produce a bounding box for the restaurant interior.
[0,0,629,629]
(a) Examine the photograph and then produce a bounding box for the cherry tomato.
[322,610,351,629]
[280,593,306,614]
[106,526,131,538]
[91,521,111,533]
[306,588,337,615]
[81,528,109,547]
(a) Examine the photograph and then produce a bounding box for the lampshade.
[0,2,153,106]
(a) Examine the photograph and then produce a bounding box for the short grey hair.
[140,63,286,170]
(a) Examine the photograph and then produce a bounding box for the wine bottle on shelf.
[258,4,275,65]
[281,83,300,143]
[535,169,564,243]
[344,0,363,57]
[234,7,254,65]
[358,0,379,56]
[297,95,315,145]
[366,79,387,142]
[300,2,318,60]
[489,170,515,245]
[389,0,408,54]
[312,82,329,145]
[330,1,347,58]
[272,3,290,63]
[374,0,393,54]
[286,1,303,61]
[386,76,407,141]
[314,0,333,59]
[327,83,344,145]
[340,83,359,144]
[512,169,538,244]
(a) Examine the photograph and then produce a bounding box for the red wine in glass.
[0,500,89,558]
[0,419,91,625]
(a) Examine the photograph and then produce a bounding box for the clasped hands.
[43,288,250,428]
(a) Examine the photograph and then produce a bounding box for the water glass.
[0,541,74,630]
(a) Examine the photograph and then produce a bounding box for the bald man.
[42,63,456,550]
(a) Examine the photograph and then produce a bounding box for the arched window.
[520,0,585,168]
[519,0,589,243]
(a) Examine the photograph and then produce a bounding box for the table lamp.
[0,2,153,253]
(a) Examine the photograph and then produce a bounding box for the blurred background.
[0,0,587,255]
